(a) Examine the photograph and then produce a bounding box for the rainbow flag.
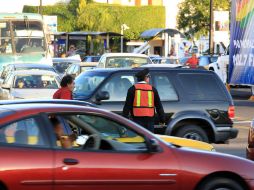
[236,0,254,28]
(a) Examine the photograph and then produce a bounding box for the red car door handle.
[63,158,79,165]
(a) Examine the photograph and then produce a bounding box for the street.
[214,89,254,159]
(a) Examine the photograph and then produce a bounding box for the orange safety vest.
[133,83,155,117]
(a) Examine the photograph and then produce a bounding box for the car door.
[0,116,53,190]
[46,112,179,190]
[95,72,136,115]
[151,72,179,125]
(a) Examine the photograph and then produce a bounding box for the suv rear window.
[178,73,227,101]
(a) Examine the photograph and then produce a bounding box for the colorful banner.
[229,0,254,85]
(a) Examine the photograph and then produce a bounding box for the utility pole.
[209,0,214,55]
[39,0,42,15]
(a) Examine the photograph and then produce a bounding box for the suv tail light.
[228,106,235,120]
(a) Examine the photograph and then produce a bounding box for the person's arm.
[123,86,134,118]
[153,87,165,123]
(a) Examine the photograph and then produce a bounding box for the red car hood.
[173,147,254,180]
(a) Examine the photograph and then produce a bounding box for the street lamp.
[121,24,130,53]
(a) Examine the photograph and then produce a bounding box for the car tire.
[198,177,244,190]
[175,125,209,142]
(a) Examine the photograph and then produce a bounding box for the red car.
[247,120,254,160]
[0,102,254,190]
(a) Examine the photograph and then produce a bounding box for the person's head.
[135,68,150,83]
[50,117,63,137]
[42,80,48,87]
[60,75,75,91]
[17,79,25,88]
[69,45,75,51]
[192,53,197,58]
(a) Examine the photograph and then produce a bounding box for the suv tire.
[197,177,244,190]
[175,125,209,142]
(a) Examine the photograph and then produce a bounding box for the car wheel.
[175,125,209,142]
[198,177,244,190]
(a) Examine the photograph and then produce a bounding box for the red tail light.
[228,106,235,120]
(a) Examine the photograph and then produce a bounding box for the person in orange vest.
[123,68,165,132]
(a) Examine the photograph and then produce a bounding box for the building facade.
[94,0,182,29]
[94,0,163,6]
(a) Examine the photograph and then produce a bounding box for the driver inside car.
[50,117,77,149]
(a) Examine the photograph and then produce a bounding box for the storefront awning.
[140,28,185,39]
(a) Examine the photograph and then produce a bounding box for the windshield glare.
[106,57,152,68]
[74,72,107,97]
[0,21,45,54]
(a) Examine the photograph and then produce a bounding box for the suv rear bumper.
[214,127,238,143]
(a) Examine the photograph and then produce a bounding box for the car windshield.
[0,21,46,54]
[53,61,77,73]
[83,56,101,62]
[14,74,59,89]
[74,71,108,98]
[106,57,152,68]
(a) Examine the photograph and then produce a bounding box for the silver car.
[0,70,60,100]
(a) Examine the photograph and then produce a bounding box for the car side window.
[73,65,79,75]
[3,73,13,86]
[0,118,47,147]
[178,73,227,101]
[52,114,147,152]
[100,73,135,101]
[66,65,75,74]
[98,56,106,68]
[153,74,178,101]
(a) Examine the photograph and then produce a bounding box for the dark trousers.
[133,117,154,133]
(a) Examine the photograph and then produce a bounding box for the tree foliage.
[23,2,165,40]
[177,0,230,38]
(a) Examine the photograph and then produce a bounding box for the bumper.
[214,127,238,143]
[246,146,254,161]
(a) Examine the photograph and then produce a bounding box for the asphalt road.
[214,88,254,159]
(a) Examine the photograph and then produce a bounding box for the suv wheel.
[197,177,244,190]
[175,125,209,142]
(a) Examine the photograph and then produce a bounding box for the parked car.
[82,55,101,63]
[151,57,180,64]
[65,62,98,78]
[206,55,228,84]
[97,53,153,68]
[73,67,238,143]
[0,63,57,80]
[52,58,81,77]
[246,119,254,160]
[0,102,252,190]
[0,70,60,100]
[198,55,219,67]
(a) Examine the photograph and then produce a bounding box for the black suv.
[73,67,238,143]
